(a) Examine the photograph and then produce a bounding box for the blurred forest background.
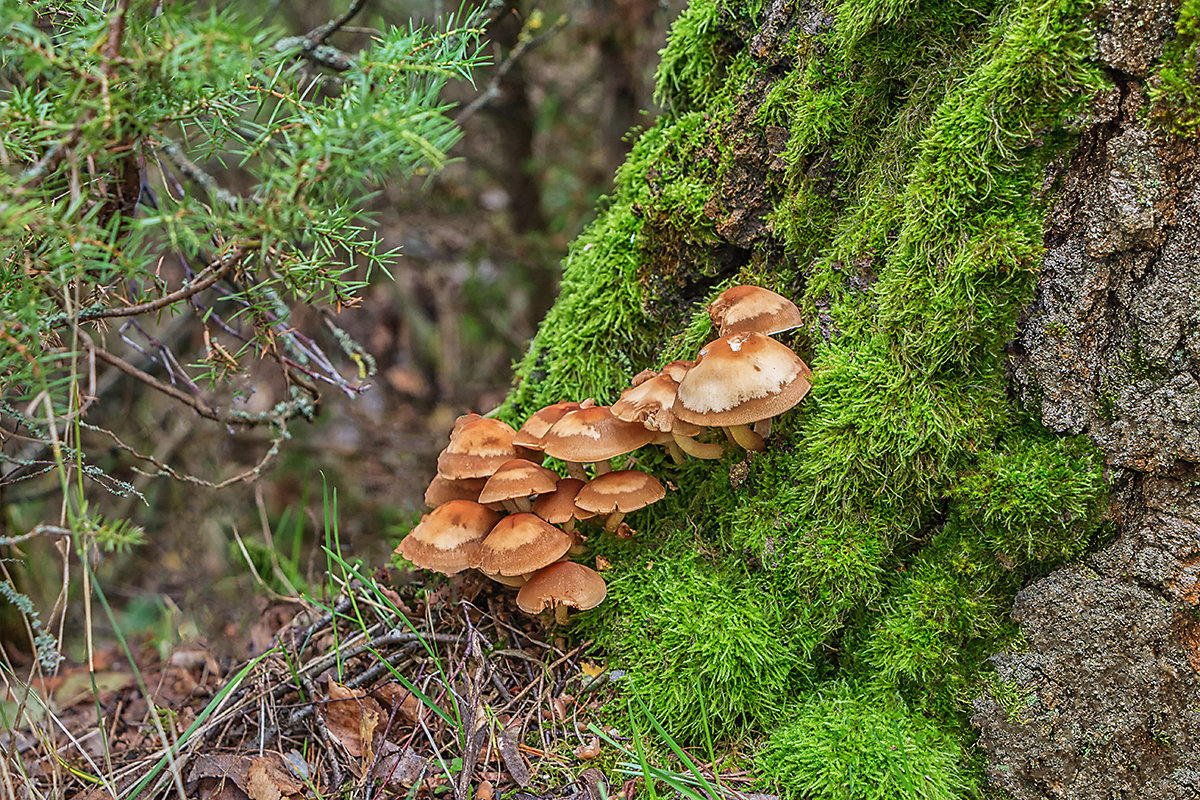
[2,0,682,661]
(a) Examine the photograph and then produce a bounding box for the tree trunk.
[502,0,1199,795]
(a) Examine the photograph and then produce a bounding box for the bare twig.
[455,12,568,125]
[71,247,248,323]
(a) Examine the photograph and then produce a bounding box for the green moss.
[578,546,798,740]
[653,0,765,113]
[953,430,1108,564]
[502,0,1118,789]
[758,681,967,800]
[1148,0,1200,136]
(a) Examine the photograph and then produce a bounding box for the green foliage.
[654,1,765,113]
[578,547,796,740]
[758,681,967,800]
[0,0,483,454]
[953,431,1108,563]
[1148,0,1200,135]
[0,578,59,670]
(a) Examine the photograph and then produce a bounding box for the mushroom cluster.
[395,285,813,623]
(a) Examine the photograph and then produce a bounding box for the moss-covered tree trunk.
[500,0,1199,796]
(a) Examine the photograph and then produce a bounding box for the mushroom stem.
[594,459,612,475]
[604,511,626,533]
[754,418,773,439]
[727,424,765,452]
[566,461,588,481]
[554,604,570,625]
[672,431,723,460]
[502,499,519,514]
[514,497,533,513]
[664,440,685,465]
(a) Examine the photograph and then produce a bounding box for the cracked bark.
[973,1,1200,795]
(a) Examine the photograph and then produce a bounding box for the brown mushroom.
[395,500,500,575]
[512,399,595,451]
[574,469,666,533]
[424,475,486,508]
[437,415,525,480]
[516,561,607,624]
[477,458,561,513]
[476,513,573,579]
[532,478,596,534]
[540,406,657,479]
[673,332,812,451]
[612,372,722,461]
[708,285,803,337]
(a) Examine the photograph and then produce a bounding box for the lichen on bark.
[502,0,1198,795]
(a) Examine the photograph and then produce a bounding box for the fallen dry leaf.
[321,680,384,761]
[246,756,305,800]
[372,681,422,724]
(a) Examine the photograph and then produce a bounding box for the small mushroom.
[673,332,812,451]
[612,372,722,461]
[437,415,525,480]
[476,513,573,579]
[477,458,561,513]
[540,406,657,479]
[532,478,596,535]
[574,469,666,533]
[424,475,486,508]
[512,399,595,452]
[708,285,803,337]
[516,561,607,624]
[395,500,500,575]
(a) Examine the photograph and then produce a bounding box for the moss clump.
[579,546,797,740]
[1148,0,1200,136]
[654,0,764,113]
[953,430,1108,564]
[758,681,967,800]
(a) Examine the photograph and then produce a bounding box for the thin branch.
[309,0,370,47]
[70,247,247,324]
[455,12,567,125]
[88,344,224,422]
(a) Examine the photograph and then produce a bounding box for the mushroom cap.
[540,406,658,463]
[477,459,561,505]
[708,285,803,337]
[660,359,696,383]
[424,475,486,508]
[512,400,595,450]
[516,561,607,615]
[476,513,573,576]
[574,470,666,515]
[437,416,522,479]
[611,374,700,435]
[673,332,812,427]
[532,478,596,524]
[396,500,499,575]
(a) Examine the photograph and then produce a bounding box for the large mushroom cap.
[516,561,607,615]
[477,459,561,505]
[512,400,594,451]
[708,285,803,337]
[533,478,595,524]
[574,470,666,515]
[540,406,657,463]
[673,332,812,427]
[477,513,573,576]
[396,500,500,575]
[437,416,522,479]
